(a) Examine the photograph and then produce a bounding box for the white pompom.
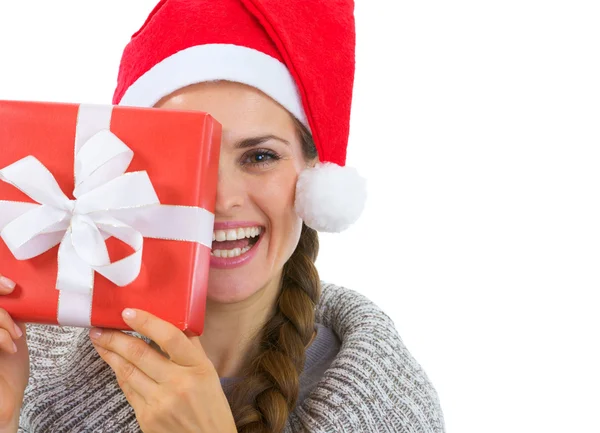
[295,162,367,232]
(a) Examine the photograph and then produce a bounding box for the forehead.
[155,81,297,142]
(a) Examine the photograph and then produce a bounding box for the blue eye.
[253,152,271,163]
[243,148,281,167]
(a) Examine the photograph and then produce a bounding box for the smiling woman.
[156,82,312,300]
[156,80,322,306]
[0,1,445,433]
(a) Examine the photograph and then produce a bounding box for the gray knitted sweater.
[18,283,445,432]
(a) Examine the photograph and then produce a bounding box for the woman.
[0,1,445,432]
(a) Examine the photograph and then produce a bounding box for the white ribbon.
[0,105,214,327]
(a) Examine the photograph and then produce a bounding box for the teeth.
[226,229,237,241]
[211,226,262,258]
[212,226,262,242]
[211,246,250,258]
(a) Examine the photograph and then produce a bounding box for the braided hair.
[227,120,321,433]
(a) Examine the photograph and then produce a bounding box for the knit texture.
[18,283,445,432]
[220,323,342,406]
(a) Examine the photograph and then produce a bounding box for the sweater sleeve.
[286,283,446,433]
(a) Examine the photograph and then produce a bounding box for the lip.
[213,221,263,230]
[210,221,264,269]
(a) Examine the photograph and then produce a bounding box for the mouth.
[209,223,264,268]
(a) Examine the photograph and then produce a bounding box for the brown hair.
[227,120,321,432]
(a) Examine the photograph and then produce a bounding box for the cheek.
[206,160,305,304]
[262,169,296,207]
[253,165,303,257]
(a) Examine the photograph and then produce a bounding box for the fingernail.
[14,323,23,339]
[122,309,136,320]
[12,342,17,353]
[0,276,16,290]
[89,328,102,340]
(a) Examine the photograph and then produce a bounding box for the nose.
[214,166,245,215]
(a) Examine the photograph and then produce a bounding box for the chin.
[206,232,272,303]
[205,272,265,304]
[205,218,302,305]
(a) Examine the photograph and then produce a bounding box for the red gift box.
[0,100,221,335]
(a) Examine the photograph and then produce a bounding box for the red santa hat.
[113,0,366,232]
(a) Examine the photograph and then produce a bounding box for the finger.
[101,351,147,410]
[92,339,158,400]
[0,275,16,295]
[90,328,170,383]
[119,379,146,411]
[0,308,23,340]
[122,309,202,367]
[0,328,17,354]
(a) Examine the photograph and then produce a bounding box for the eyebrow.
[234,135,291,149]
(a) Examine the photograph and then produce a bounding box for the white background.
[1,1,599,432]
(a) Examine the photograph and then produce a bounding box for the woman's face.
[156,81,307,304]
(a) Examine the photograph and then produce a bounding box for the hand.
[0,274,29,432]
[89,309,236,433]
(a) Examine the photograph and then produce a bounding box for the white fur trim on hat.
[295,162,367,233]
[118,43,308,126]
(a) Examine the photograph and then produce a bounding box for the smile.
[209,223,264,269]
[211,226,262,258]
